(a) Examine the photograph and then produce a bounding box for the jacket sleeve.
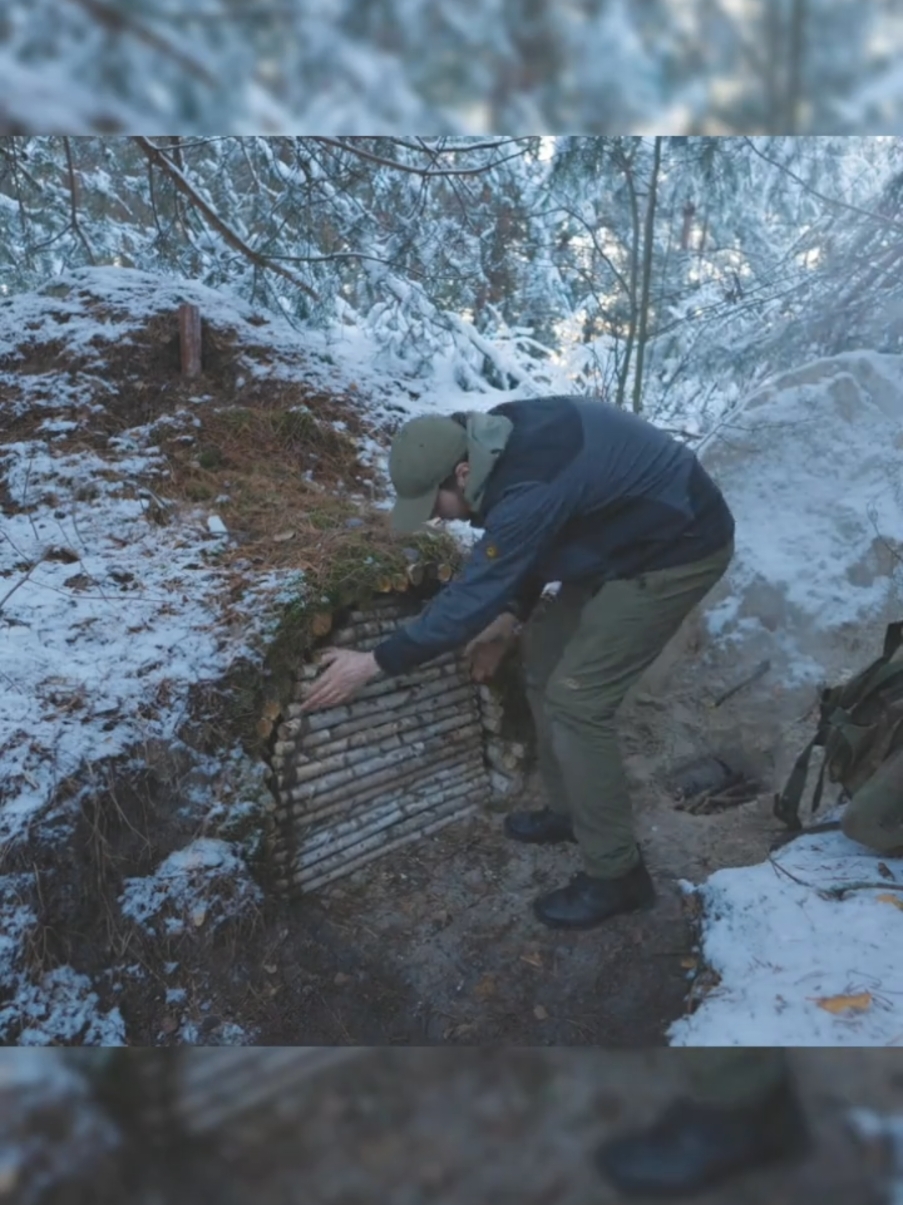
[504,575,545,623]
[373,481,572,677]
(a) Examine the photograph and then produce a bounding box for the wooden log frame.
[276,746,485,833]
[293,758,485,853]
[272,748,486,837]
[295,799,478,893]
[290,651,458,707]
[289,662,463,730]
[286,719,484,805]
[272,699,475,767]
[266,594,517,896]
[283,765,486,876]
[277,687,473,749]
[178,1049,367,1136]
[277,710,478,787]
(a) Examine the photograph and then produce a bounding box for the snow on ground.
[848,1107,903,1205]
[120,837,263,936]
[0,267,552,1045]
[3,267,903,1048]
[670,811,903,1046]
[669,351,903,1047]
[0,1051,119,1205]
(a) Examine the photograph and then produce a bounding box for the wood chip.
[310,612,333,637]
[474,973,498,1000]
[814,991,873,1014]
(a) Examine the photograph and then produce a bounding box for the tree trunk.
[616,149,641,409]
[631,136,663,415]
[785,0,806,133]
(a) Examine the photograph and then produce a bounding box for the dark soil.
[61,1049,903,1205]
[251,805,694,1046]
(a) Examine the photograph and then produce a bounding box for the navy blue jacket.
[374,396,734,677]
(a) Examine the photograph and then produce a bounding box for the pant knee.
[842,803,896,852]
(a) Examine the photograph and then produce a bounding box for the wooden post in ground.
[178,304,202,377]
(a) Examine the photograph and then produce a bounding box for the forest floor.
[76,1049,903,1205]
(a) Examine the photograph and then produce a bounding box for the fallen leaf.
[334,972,352,986]
[160,1015,179,1034]
[876,893,903,911]
[261,699,281,720]
[443,1022,477,1040]
[520,951,543,969]
[533,1004,549,1021]
[263,963,278,974]
[272,530,296,542]
[814,991,872,1014]
[433,909,452,928]
[680,956,698,970]
[190,905,206,927]
[877,862,895,880]
[474,973,497,1000]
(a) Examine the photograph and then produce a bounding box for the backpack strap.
[773,621,903,830]
[883,620,903,661]
[773,732,825,830]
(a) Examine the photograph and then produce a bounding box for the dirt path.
[120,1049,902,1205]
[116,612,827,1048]
[251,732,791,1047]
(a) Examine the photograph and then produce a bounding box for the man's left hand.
[299,648,381,712]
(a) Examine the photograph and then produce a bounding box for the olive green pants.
[683,1047,790,1107]
[841,744,903,854]
[521,541,734,879]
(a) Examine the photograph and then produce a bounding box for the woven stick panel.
[178,1048,368,1137]
[270,600,493,896]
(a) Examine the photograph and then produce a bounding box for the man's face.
[431,462,472,522]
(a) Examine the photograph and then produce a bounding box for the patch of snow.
[669,821,903,1047]
[0,1051,120,1205]
[119,837,263,937]
[847,1108,903,1205]
[1,964,127,1047]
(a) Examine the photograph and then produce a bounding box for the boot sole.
[533,893,657,930]
[596,1137,811,1198]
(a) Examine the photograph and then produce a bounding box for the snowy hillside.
[2,266,902,1049]
[668,353,903,1047]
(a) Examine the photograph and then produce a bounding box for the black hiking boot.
[504,807,577,845]
[595,1075,812,1198]
[532,858,655,929]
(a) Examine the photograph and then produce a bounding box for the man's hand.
[464,612,521,684]
[299,648,381,712]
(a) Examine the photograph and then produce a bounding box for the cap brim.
[390,488,438,534]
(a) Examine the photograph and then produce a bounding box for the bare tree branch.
[309,137,530,178]
[132,137,320,300]
[63,137,96,264]
[62,0,218,86]
[741,137,903,234]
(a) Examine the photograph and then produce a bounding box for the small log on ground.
[178,303,202,377]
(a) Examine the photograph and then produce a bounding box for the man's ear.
[455,461,470,489]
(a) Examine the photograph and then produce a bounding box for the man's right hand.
[465,612,521,683]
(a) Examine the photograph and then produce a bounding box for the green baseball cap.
[388,415,468,533]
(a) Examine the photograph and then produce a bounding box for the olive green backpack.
[774,621,903,831]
